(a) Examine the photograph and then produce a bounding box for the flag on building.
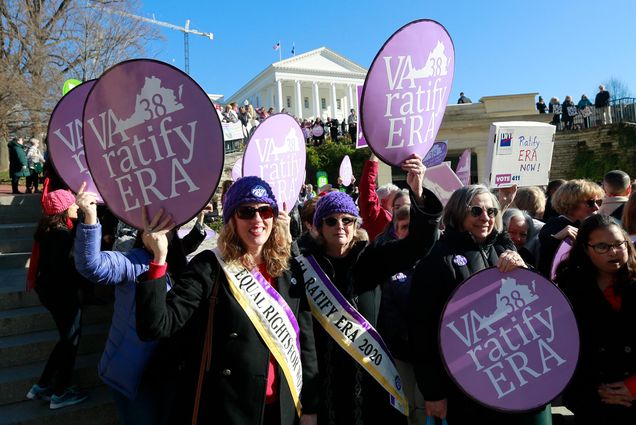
[291,43,295,56]
[273,42,280,51]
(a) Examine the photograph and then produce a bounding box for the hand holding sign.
[496,249,526,272]
[361,20,454,166]
[140,206,175,265]
[401,153,426,199]
[75,181,98,225]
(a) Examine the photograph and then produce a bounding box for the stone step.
[0,223,38,242]
[0,253,30,269]
[0,223,37,255]
[0,268,39,311]
[0,384,117,425]
[0,323,110,368]
[0,352,102,406]
[0,195,42,224]
[0,238,33,255]
[0,304,113,338]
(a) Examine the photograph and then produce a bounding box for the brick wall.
[550,124,636,180]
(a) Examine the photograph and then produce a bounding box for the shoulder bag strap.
[191,271,221,425]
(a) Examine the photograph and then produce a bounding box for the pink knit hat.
[41,178,75,216]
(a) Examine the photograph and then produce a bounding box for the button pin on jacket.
[453,255,468,266]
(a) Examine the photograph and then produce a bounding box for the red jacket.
[359,160,392,242]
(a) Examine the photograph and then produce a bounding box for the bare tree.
[0,0,160,143]
[603,77,632,100]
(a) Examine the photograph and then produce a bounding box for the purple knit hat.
[313,191,359,228]
[222,176,278,224]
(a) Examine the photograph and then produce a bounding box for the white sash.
[213,248,303,415]
[296,254,408,415]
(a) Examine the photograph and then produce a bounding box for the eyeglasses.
[235,205,275,220]
[583,199,603,208]
[467,205,499,218]
[587,240,628,254]
[323,216,356,227]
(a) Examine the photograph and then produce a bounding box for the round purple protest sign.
[311,125,324,137]
[439,267,579,412]
[243,114,306,213]
[551,238,573,281]
[82,59,223,228]
[47,80,103,202]
[231,158,242,181]
[361,20,454,166]
[339,155,353,186]
[422,140,448,167]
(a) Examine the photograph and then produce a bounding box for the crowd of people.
[218,99,358,148]
[537,83,614,131]
[20,139,636,425]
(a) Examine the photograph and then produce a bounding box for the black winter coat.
[300,188,443,424]
[135,251,319,425]
[35,226,91,300]
[409,227,550,424]
[8,139,29,177]
[556,266,636,423]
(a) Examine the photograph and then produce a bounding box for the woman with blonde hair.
[538,179,604,277]
[514,186,547,221]
[137,176,319,425]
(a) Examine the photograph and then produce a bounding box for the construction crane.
[93,3,214,74]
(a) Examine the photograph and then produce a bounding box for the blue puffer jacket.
[74,222,170,400]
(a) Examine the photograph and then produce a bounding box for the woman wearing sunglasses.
[555,214,636,423]
[538,179,604,278]
[136,176,319,425]
[298,154,443,424]
[409,185,551,424]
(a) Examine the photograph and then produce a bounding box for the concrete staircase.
[0,194,117,424]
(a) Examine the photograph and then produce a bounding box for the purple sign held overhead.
[422,162,463,206]
[82,59,224,229]
[339,155,353,186]
[47,80,103,202]
[551,238,573,281]
[231,158,242,181]
[440,267,579,412]
[243,114,306,213]
[422,140,448,167]
[361,19,454,166]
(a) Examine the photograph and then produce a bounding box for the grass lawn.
[0,170,9,184]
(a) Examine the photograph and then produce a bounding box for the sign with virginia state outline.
[440,267,579,412]
[82,59,224,228]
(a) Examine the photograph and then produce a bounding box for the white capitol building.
[225,47,366,121]
[223,47,549,185]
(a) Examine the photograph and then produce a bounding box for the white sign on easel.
[483,121,556,188]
